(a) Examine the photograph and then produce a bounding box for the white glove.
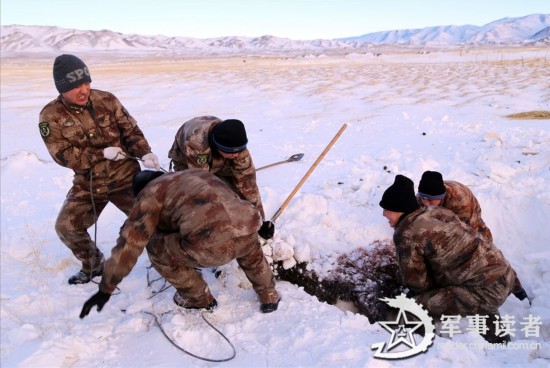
[141,152,160,171]
[103,147,126,161]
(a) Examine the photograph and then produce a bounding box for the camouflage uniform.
[168,115,265,219]
[439,181,493,242]
[393,206,516,318]
[99,169,278,306]
[39,89,152,273]
[432,181,524,293]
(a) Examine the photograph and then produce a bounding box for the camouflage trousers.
[146,232,275,304]
[55,184,135,273]
[414,267,516,318]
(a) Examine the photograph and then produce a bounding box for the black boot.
[173,291,218,311]
[260,300,280,313]
[483,312,511,344]
[68,266,103,285]
[259,288,280,313]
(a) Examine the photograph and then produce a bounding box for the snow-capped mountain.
[531,25,550,41]
[0,14,548,55]
[340,14,550,45]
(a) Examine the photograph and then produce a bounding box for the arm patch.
[196,154,209,166]
[39,122,51,137]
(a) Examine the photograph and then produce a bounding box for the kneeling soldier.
[379,174,523,344]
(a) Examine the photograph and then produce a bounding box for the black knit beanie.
[211,119,248,153]
[379,174,420,213]
[53,54,92,93]
[132,170,165,196]
[417,171,446,200]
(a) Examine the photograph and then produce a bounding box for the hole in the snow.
[274,240,405,323]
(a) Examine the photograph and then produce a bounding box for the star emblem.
[379,309,423,351]
[196,154,209,166]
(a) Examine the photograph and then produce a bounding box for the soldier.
[416,170,529,301]
[416,170,493,242]
[168,116,274,240]
[79,169,280,318]
[39,54,160,285]
[380,174,528,344]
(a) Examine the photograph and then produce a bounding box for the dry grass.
[505,111,550,120]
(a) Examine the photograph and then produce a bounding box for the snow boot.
[173,291,217,311]
[483,312,511,344]
[259,288,280,313]
[68,265,103,285]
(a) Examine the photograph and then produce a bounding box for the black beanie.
[211,119,248,153]
[417,171,446,200]
[379,175,420,213]
[132,170,165,196]
[53,54,92,93]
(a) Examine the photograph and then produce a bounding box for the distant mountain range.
[339,13,549,45]
[1,14,548,56]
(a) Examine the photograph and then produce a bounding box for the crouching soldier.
[416,170,493,242]
[416,170,529,302]
[379,174,522,344]
[80,169,280,319]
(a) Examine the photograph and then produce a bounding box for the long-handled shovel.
[256,153,305,172]
[270,123,348,222]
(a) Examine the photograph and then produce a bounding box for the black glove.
[513,288,531,305]
[258,221,275,240]
[80,290,111,319]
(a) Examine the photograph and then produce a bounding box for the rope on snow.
[145,264,236,362]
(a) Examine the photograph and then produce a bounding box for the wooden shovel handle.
[271,123,348,222]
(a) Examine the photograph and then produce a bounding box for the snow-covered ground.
[1,49,549,367]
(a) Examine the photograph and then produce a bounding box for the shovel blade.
[288,153,304,162]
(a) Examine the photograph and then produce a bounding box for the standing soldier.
[379,174,528,344]
[39,54,160,285]
[79,169,280,318]
[168,116,274,239]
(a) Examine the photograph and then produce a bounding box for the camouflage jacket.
[99,169,262,293]
[393,206,515,296]
[440,181,493,242]
[39,89,152,189]
[168,115,265,218]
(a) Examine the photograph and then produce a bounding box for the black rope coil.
[145,265,236,362]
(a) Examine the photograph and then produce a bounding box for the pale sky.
[1,0,549,39]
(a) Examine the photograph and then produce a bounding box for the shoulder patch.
[39,122,51,137]
[196,154,209,166]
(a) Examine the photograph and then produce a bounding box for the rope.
[144,265,236,362]
[88,173,120,295]
[145,309,237,362]
[146,264,172,298]
[89,172,98,281]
